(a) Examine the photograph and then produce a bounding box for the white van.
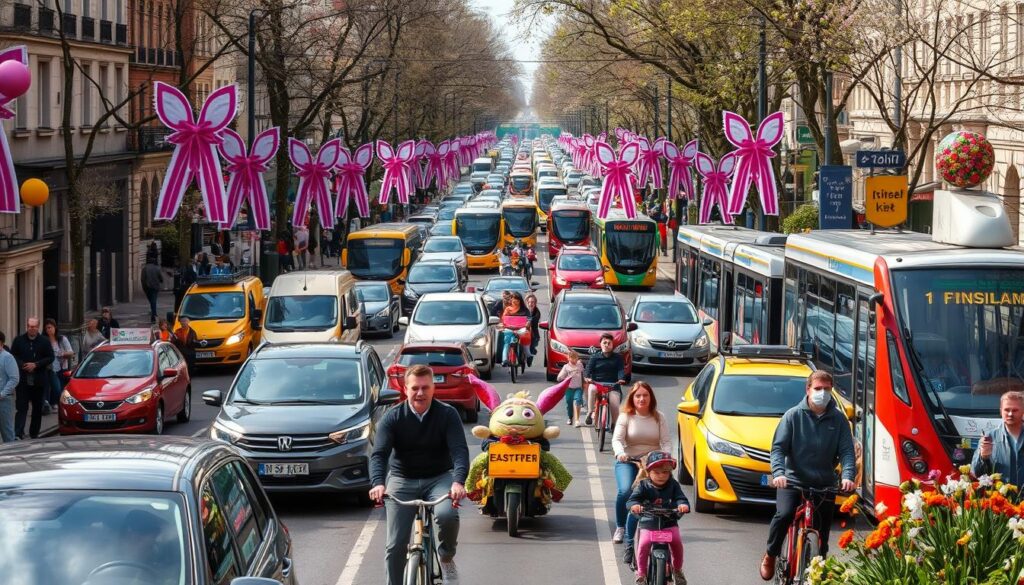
[261,270,361,344]
[471,157,494,174]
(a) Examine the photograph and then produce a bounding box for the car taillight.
[901,438,929,475]
[388,365,405,379]
[450,367,473,378]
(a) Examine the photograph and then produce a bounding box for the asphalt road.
[165,237,845,585]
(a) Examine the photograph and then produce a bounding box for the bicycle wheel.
[598,402,608,452]
[509,348,518,383]
[506,491,522,537]
[650,549,668,585]
[403,551,426,585]
[794,531,820,585]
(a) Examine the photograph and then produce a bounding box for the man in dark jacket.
[141,258,164,324]
[760,370,856,580]
[583,333,628,427]
[10,317,54,439]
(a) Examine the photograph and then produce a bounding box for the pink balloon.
[0,61,31,99]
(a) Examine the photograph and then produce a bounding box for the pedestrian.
[381,207,393,223]
[276,235,292,273]
[668,215,679,256]
[524,292,542,366]
[10,317,54,439]
[211,255,231,276]
[557,350,585,427]
[98,307,119,339]
[197,252,211,276]
[972,390,1024,486]
[613,381,673,559]
[0,330,19,443]
[43,319,74,413]
[210,237,223,258]
[308,232,318,268]
[627,451,690,585]
[584,333,628,427]
[176,256,200,312]
[368,364,468,585]
[294,226,309,270]
[154,317,172,342]
[141,254,164,324]
[80,318,106,361]
[173,316,198,376]
[760,370,856,581]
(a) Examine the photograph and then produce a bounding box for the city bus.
[675,225,786,352]
[590,210,658,287]
[509,170,533,197]
[534,182,567,226]
[453,208,505,270]
[342,223,422,294]
[501,199,538,248]
[547,201,591,259]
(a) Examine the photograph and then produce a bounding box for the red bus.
[546,201,591,259]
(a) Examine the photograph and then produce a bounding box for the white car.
[419,236,468,276]
[400,293,498,379]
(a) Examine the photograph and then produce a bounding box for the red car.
[541,288,636,381]
[59,341,191,435]
[548,246,605,301]
[387,342,480,422]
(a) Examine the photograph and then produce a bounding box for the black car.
[355,281,401,337]
[0,436,296,585]
[400,259,467,315]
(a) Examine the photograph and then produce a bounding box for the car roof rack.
[720,344,811,361]
[195,266,256,285]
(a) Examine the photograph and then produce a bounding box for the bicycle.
[775,486,838,585]
[589,381,616,452]
[633,505,685,585]
[502,325,529,382]
[385,494,451,585]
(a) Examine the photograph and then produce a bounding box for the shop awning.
[910,181,942,202]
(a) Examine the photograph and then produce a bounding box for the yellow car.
[676,347,852,513]
[175,273,266,366]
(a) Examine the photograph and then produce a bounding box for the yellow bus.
[501,199,538,248]
[533,181,567,225]
[591,210,658,287]
[453,208,505,270]
[342,223,423,294]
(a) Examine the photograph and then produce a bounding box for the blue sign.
[818,165,853,230]
[855,150,906,169]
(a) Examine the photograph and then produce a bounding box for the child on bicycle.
[557,350,585,426]
[627,451,689,585]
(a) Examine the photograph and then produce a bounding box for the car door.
[680,362,717,473]
[367,350,389,438]
[157,345,185,414]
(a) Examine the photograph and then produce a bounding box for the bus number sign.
[610,223,653,232]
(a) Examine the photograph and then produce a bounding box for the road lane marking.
[582,428,623,585]
[335,509,383,585]
[192,426,208,438]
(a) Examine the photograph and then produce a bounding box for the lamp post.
[247,9,267,147]
[666,77,672,143]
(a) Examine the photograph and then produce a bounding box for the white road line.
[582,428,623,585]
[192,426,208,438]
[335,510,383,585]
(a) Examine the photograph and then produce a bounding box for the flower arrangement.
[935,131,995,189]
[808,468,1024,585]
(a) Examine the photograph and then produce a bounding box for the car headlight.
[60,390,78,405]
[614,341,630,353]
[374,308,390,319]
[329,420,371,444]
[705,427,747,458]
[225,332,245,346]
[471,334,488,347]
[550,339,569,354]
[631,332,650,347]
[124,384,156,404]
[210,420,242,444]
[694,334,709,349]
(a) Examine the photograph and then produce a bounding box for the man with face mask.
[760,370,856,581]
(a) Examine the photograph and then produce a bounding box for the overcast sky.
[469,0,551,106]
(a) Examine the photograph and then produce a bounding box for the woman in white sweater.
[611,381,672,562]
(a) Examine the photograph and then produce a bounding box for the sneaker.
[634,575,646,585]
[623,545,635,567]
[574,420,582,428]
[440,559,459,585]
[584,413,593,426]
[672,570,687,585]
[612,527,625,543]
[567,419,573,425]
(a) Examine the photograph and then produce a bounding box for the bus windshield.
[511,176,532,192]
[537,188,566,213]
[348,238,405,280]
[455,215,501,253]
[551,210,589,243]
[604,222,656,274]
[503,208,537,237]
[892,268,1024,417]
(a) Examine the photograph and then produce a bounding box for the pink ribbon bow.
[414,140,430,190]
[377,140,416,205]
[696,151,737,224]
[423,142,446,190]
[724,111,784,216]
[634,137,664,189]
[334,143,374,219]
[656,138,699,200]
[0,46,28,215]
[153,82,237,224]
[218,127,278,231]
[289,138,341,229]
[441,140,459,186]
[595,141,641,219]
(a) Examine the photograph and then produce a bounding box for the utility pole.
[392,68,400,141]
[666,77,672,143]
[653,85,660,138]
[247,10,258,146]
[824,71,834,166]
[893,0,902,134]
[758,16,767,122]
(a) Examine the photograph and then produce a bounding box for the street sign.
[110,328,153,345]
[865,175,908,227]
[796,125,814,145]
[818,165,853,229]
[855,150,906,169]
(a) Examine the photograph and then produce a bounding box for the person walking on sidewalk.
[142,256,164,324]
[98,307,120,340]
[43,319,74,414]
[80,318,106,362]
[294,226,309,270]
[10,318,54,439]
[0,331,19,443]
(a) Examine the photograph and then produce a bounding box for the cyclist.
[759,370,856,581]
[494,292,530,367]
[498,246,512,276]
[369,364,470,585]
[583,333,628,427]
[627,451,689,585]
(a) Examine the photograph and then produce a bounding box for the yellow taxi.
[174,272,266,366]
[676,346,853,513]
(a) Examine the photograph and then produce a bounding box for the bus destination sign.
[855,150,907,169]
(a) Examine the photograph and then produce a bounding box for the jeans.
[384,472,459,585]
[564,387,583,419]
[766,486,835,557]
[144,286,159,321]
[614,460,640,545]
[296,250,307,269]
[636,526,683,577]
[0,394,15,442]
[47,369,64,406]
[496,330,517,364]
[15,383,45,439]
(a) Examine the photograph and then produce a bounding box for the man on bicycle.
[369,364,470,585]
[759,370,856,581]
[583,333,628,427]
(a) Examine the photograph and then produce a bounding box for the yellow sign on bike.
[487,442,541,479]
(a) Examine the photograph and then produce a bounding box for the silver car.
[627,294,711,369]
[400,292,498,379]
[355,281,401,337]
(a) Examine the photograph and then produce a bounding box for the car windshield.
[503,208,537,237]
[347,238,404,280]
[555,302,622,330]
[711,375,810,416]
[76,350,153,378]
[511,177,531,191]
[231,357,362,404]
[455,214,501,251]
[551,209,590,243]
[605,221,656,273]
[408,264,456,284]
[558,254,601,271]
[356,285,390,302]
[537,188,566,213]
[413,301,482,326]
[454,184,474,194]
[398,348,467,367]
[485,278,529,292]
[179,292,245,320]
[264,295,337,331]
[634,301,699,323]
[431,221,454,235]
[423,239,461,253]
[0,490,189,585]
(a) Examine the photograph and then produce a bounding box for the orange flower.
[925,494,949,508]
[864,530,886,550]
[838,529,855,550]
[956,531,972,546]
[839,494,859,514]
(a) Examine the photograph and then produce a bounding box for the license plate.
[760,474,771,486]
[648,530,675,543]
[433,374,445,383]
[84,413,116,422]
[258,463,309,476]
[196,351,216,359]
[659,351,688,358]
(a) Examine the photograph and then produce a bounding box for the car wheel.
[465,403,479,423]
[481,364,492,380]
[677,437,693,485]
[176,389,192,423]
[693,448,714,513]
[546,370,556,382]
[392,311,400,332]
[152,403,164,435]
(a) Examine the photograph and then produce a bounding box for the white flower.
[1002,484,1012,496]
[978,475,994,488]
[904,491,925,521]
[908,526,923,539]
[1009,518,1024,541]
[875,501,889,516]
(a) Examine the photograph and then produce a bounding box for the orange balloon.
[20,178,49,206]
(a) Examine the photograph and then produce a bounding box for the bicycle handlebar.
[385,494,451,507]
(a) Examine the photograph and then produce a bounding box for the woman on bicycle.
[612,382,672,558]
[494,292,530,367]
[524,292,542,367]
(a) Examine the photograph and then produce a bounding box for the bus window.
[784,264,799,347]
[798,270,817,355]
[734,273,767,344]
[808,275,837,371]
[698,258,720,319]
[834,282,857,397]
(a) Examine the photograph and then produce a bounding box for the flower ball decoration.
[935,131,994,188]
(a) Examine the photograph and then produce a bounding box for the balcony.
[12,4,31,30]
[115,23,126,44]
[62,13,76,36]
[129,126,174,153]
[99,19,111,42]
[38,7,54,34]
[81,16,94,39]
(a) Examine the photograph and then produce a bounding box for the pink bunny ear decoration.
[536,377,572,414]
[334,142,374,219]
[218,127,278,231]
[634,138,664,189]
[595,141,640,219]
[696,151,737,225]
[0,45,29,214]
[416,140,434,190]
[377,139,415,205]
[290,138,339,229]
[468,374,501,412]
[153,82,237,224]
[723,111,784,216]
[442,140,460,186]
[423,141,447,190]
[662,139,699,200]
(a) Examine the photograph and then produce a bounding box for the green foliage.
[147,225,180,267]
[782,203,819,233]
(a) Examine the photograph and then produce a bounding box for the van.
[471,157,494,174]
[261,270,361,344]
[174,271,266,366]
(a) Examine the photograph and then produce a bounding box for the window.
[83,0,90,17]
[115,66,124,111]
[15,93,27,130]
[200,482,240,584]
[37,60,51,128]
[691,363,716,409]
[697,257,720,319]
[784,263,798,348]
[834,282,857,396]
[101,0,107,19]
[733,272,768,344]
[208,463,262,568]
[81,62,92,126]
[116,0,122,23]
[98,65,109,120]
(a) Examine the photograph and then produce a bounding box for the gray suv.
[204,342,400,494]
